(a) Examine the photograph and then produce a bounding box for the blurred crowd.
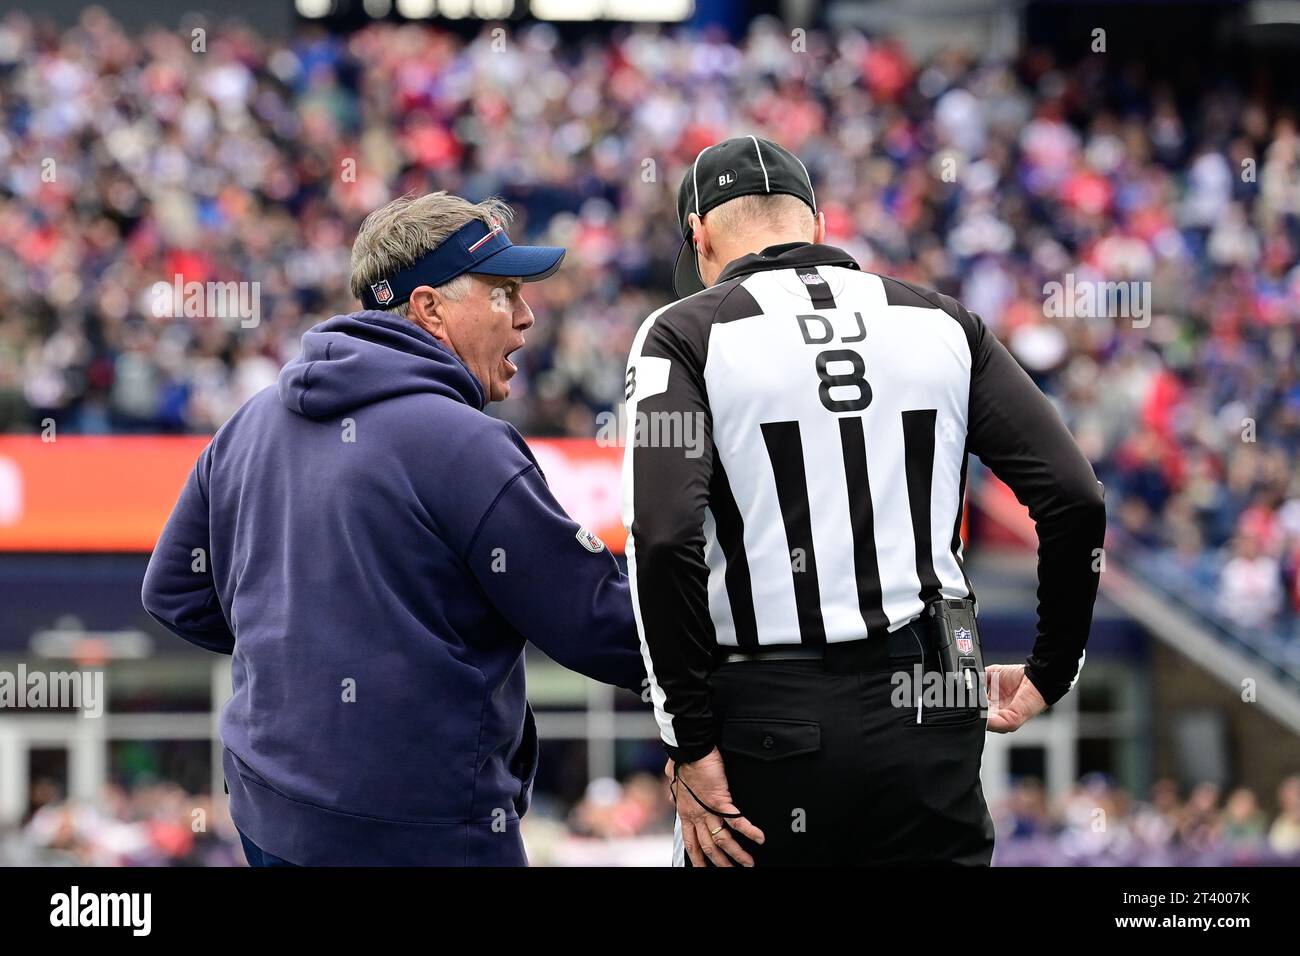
[992,773,1300,866]
[0,779,244,866]
[0,773,681,866]
[1,10,1299,638]
[7,771,1299,866]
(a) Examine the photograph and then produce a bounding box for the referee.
[621,136,1106,866]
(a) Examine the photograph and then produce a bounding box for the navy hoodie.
[141,311,646,865]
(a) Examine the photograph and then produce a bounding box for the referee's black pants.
[682,623,995,866]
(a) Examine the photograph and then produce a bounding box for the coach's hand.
[667,749,765,867]
[984,664,1048,732]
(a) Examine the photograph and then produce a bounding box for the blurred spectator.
[1216,534,1284,628]
[1219,786,1268,850]
[1269,774,1300,855]
[1177,781,1223,853]
[1004,777,1051,839]
[567,772,674,839]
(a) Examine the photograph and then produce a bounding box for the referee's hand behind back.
[668,750,766,867]
[984,664,1048,733]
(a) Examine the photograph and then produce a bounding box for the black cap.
[673,136,818,297]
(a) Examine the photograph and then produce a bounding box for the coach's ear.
[407,286,448,345]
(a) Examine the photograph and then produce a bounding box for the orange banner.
[0,436,627,554]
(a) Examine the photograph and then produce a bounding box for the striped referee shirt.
[621,242,1106,763]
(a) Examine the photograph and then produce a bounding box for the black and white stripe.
[623,243,1106,761]
[701,263,973,647]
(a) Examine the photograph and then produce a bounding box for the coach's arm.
[461,425,647,693]
[142,444,236,654]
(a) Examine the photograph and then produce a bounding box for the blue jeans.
[238,828,299,867]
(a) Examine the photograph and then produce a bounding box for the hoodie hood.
[278,310,486,419]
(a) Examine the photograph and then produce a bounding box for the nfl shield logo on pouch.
[954,627,973,654]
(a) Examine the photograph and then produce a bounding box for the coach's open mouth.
[504,341,524,376]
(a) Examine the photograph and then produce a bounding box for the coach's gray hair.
[705,192,815,237]
[350,191,515,317]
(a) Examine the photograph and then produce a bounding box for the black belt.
[718,619,929,672]
[721,647,822,663]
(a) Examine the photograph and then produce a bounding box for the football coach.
[143,192,646,866]
[623,137,1106,866]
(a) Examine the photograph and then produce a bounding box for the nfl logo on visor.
[467,220,504,253]
[371,280,394,305]
[954,627,974,655]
